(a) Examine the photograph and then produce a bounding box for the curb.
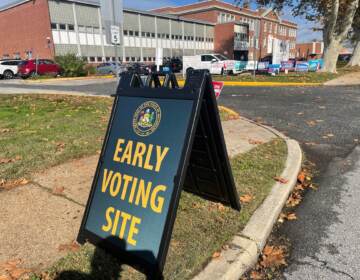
[177,80,322,87]
[23,75,114,84]
[193,118,302,280]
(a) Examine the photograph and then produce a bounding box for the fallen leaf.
[286,213,297,220]
[248,139,264,145]
[274,176,289,184]
[0,275,11,280]
[0,129,10,133]
[286,192,302,207]
[0,179,29,190]
[250,270,265,280]
[260,245,287,268]
[9,268,31,279]
[0,259,21,271]
[212,251,221,259]
[216,203,226,212]
[52,186,65,195]
[326,133,334,137]
[306,120,317,127]
[309,184,318,190]
[297,172,306,183]
[58,241,80,252]
[297,112,304,115]
[240,194,253,203]
[295,184,305,191]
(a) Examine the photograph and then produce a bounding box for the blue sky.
[0,0,321,42]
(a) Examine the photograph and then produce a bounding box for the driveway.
[219,85,360,279]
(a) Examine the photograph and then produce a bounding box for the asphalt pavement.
[219,85,360,280]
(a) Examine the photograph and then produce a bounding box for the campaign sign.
[308,60,321,72]
[78,71,240,279]
[295,62,309,72]
[212,81,224,99]
[257,62,269,71]
[268,64,281,74]
[281,61,294,71]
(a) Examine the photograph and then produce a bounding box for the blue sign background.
[85,96,193,264]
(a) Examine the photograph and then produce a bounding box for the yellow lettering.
[101,169,113,193]
[135,179,151,207]
[144,144,154,171]
[128,177,138,203]
[119,212,132,239]
[150,185,167,213]
[155,146,169,172]
[113,139,125,162]
[111,210,121,235]
[121,140,133,165]
[128,216,141,246]
[109,172,122,197]
[101,207,115,232]
[132,142,146,168]
[120,174,133,200]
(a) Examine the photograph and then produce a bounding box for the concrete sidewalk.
[0,118,276,276]
[324,71,360,86]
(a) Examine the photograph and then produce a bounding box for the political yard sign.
[78,71,240,279]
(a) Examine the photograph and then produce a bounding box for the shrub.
[84,64,97,75]
[55,54,87,77]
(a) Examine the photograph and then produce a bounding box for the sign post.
[78,71,240,279]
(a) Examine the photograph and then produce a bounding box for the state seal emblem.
[133,101,161,137]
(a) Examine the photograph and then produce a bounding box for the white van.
[183,54,238,75]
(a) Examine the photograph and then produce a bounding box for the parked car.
[126,63,151,75]
[18,59,62,78]
[162,58,183,73]
[183,53,239,75]
[96,62,127,75]
[0,60,23,79]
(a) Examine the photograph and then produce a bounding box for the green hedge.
[55,54,87,77]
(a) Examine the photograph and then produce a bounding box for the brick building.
[0,0,214,62]
[0,0,297,63]
[152,0,298,60]
[296,41,324,60]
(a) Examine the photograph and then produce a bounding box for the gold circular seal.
[132,101,161,137]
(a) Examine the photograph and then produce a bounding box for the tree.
[347,8,360,66]
[235,0,359,72]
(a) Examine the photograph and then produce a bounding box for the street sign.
[110,25,121,45]
[212,81,224,99]
[100,0,123,45]
[78,71,240,279]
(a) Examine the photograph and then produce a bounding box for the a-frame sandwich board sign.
[77,70,240,279]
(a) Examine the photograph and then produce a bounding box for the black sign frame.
[77,70,240,279]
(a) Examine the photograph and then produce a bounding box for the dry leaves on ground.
[58,240,80,253]
[0,129,10,134]
[212,251,221,259]
[52,186,65,195]
[248,139,264,145]
[260,245,287,268]
[240,194,253,204]
[249,271,265,280]
[0,259,31,280]
[0,178,29,191]
[306,120,317,127]
[279,212,297,223]
[274,176,289,184]
[0,156,22,165]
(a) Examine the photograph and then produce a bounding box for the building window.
[51,23,57,30]
[68,24,74,31]
[135,31,139,36]
[124,30,128,35]
[93,27,100,34]
[151,33,155,38]
[143,57,147,61]
[141,31,146,37]
[97,57,102,62]
[129,30,133,36]
[13,52,20,59]
[148,57,152,61]
[59,24,66,30]
[131,57,136,61]
[166,34,170,39]
[89,57,95,62]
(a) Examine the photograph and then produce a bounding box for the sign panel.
[100,0,123,45]
[295,62,309,72]
[78,71,240,279]
[110,25,121,45]
[212,81,224,99]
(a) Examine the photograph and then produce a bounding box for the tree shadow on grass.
[54,237,162,280]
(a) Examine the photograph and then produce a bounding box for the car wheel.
[29,71,37,78]
[186,67,194,75]
[3,70,14,79]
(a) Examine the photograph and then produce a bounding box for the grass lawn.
[0,94,287,280]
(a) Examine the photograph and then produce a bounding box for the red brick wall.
[214,22,235,59]
[0,0,53,59]
[296,42,323,59]
[180,10,218,23]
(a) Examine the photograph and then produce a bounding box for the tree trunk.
[322,39,341,73]
[347,41,360,66]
